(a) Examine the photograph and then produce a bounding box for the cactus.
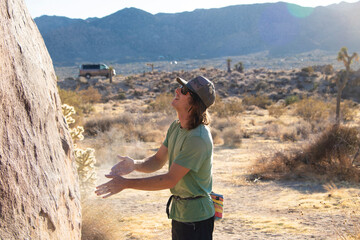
[62,104,97,196]
[74,148,97,192]
[62,104,76,125]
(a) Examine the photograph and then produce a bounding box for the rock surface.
[0,0,81,239]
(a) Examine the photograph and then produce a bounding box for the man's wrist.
[133,160,144,171]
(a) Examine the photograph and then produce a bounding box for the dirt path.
[84,136,360,240]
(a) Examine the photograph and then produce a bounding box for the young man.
[95,75,216,240]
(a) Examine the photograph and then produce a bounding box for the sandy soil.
[82,135,359,240]
[80,100,360,240]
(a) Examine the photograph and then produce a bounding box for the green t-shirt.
[163,120,215,222]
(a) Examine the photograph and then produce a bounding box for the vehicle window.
[100,64,108,70]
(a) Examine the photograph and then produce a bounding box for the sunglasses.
[180,85,193,96]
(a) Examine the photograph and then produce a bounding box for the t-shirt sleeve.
[174,136,208,172]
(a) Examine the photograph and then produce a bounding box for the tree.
[226,58,232,73]
[335,47,359,125]
[234,61,244,73]
[146,63,154,72]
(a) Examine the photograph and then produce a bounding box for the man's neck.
[178,112,190,130]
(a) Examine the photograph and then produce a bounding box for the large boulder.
[0,0,81,239]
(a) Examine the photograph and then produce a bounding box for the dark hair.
[187,92,211,130]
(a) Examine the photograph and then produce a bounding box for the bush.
[301,66,314,74]
[295,97,330,122]
[147,93,174,114]
[330,99,358,122]
[285,95,300,106]
[211,96,244,117]
[58,86,102,125]
[222,127,242,147]
[242,94,272,109]
[234,62,244,73]
[267,104,286,118]
[79,86,102,104]
[84,114,132,136]
[251,125,360,182]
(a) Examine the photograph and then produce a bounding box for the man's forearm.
[124,173,176,191]
[134,155,164,173]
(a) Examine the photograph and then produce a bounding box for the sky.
[24,0,359,19]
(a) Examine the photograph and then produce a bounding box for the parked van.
[79,63,116,79]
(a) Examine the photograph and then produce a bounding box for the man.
[95,75,216,240]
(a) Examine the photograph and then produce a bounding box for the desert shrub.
[285,95,300,106]
[222,127,242,147]
[81,202,119,240]
[301,66,314,74]
[147,93,174,114]
[279,120,312,142]
[294,97,330,122]
[58,86,102,125]
[84,114,132,136]
[262,121,281,139]
[84,113,167,144]
[211,117,242,147]
[262,119,312,141]
[234,61,244,73]
[210,128,224,145]
[211,96,244,117]
[267,103,286,118]
[251,125,360,182]
[242,94,272,109]
[79,86,102,104]
[211,117,234,131]
[323,64,334,75]
[139,129,164,143]
[58,87,82,110]
[330,99,358,122]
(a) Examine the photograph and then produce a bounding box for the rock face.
[0,0,81,239]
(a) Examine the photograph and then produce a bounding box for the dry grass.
[84,112,170,144]
[294,96,330,123]
[211,117,243,147]
[251,125,360,182]
[146,93,174,114]
[261,119,312,142]
[242,94,272,109]
[267,103,286,119]
[210,95,244,117]
[58,86,103,126]
[81,201,121,240]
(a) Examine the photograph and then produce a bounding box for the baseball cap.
[176,76,216,108]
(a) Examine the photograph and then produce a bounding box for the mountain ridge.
[34,1,360,66]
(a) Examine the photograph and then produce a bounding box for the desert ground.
[72,96,359,240]
[58,64,360,239]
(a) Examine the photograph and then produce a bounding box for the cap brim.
[176,77,188,86]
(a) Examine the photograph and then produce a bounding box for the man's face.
[171,86,192,113]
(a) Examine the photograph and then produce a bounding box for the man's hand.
[95,175,126,198]
[109,155,135,176]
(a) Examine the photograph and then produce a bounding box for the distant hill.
[34,1,360,66]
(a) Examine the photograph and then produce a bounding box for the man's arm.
[134,144,168,173]
[110,144,168,176]
[96,163,190,198]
